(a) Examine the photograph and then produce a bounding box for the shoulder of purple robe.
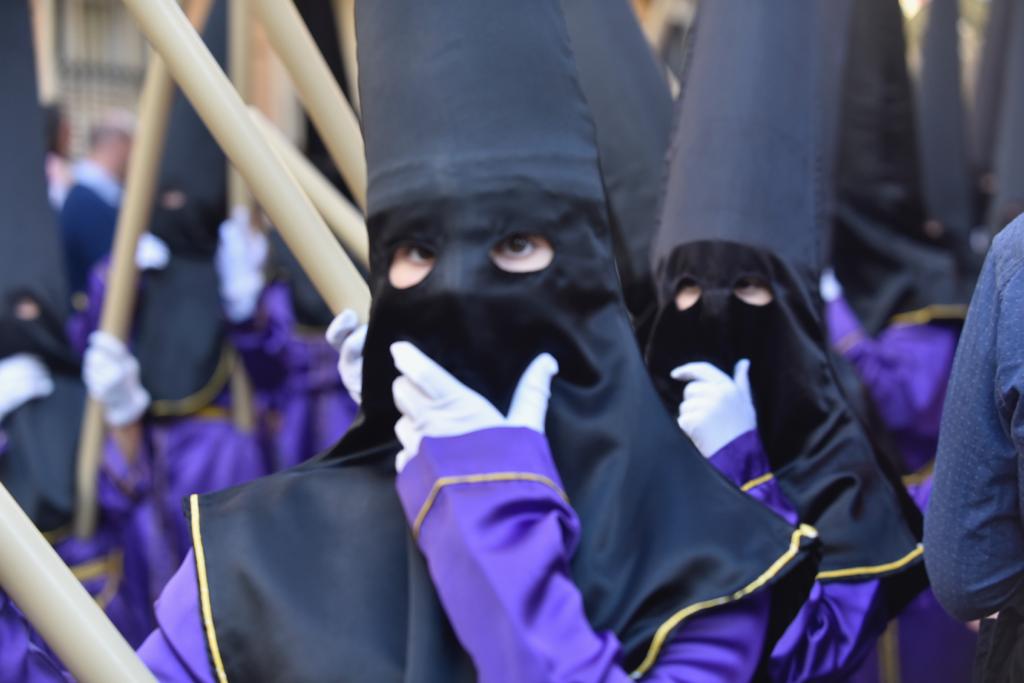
[137,550,215,683]
[397,427,771,682]
[708,431,798,526]
[768,579,887,683]
[228,282,292,392]
[0,592,72,682]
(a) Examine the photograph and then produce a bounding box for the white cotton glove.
[820,268,843,304]
[325,309,367,405]
[0,354,55,424]
[670,359,757,458]
[215,206,268,323]
[83,331,150,427]
[134,233,170,271]
[390,341,558,473]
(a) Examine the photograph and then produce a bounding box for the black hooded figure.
[560,0,673,342]
[0,0,84,533]
[971,0,1013,214]
[831,0,967,336]
[127,0,232,417]
[185,0,819,680]
[988,0,1024,235]
[916,0,981,294]
[645,0,926,607]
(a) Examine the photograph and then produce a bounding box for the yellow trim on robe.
[630,524,820,678]
[149,344,235,418]
[190,494,229,683]
[816,544,924,581]
[740,472,775,493]
[888,304,967,327]
[412,472,569,540]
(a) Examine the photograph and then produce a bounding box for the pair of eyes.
[675,277,774,311]
[389,234,554,289]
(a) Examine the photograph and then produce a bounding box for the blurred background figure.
[59,110,134,303]
[42,103,73,211]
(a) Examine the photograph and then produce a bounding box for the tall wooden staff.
[116,0,370,315]
[334,0,360,116]
[74,0,216,538]
[0,483,154,682]
[249,0,367,212]
[250,109,369,269]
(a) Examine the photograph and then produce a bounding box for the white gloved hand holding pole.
[819,268,843,304]
[216,206,268,323]
[325,309,367,406]
[390,342,558,473]
[670,359,757,458]
[0,354,55,424]
[83,332,150,428]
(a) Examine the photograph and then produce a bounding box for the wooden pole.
[117,0,370,320]
[249,0,367,212]
[334,0,360,116]
[29,0,60,104]
[227,0,252,210]
[250,109,368,269]
[0,484,154,682]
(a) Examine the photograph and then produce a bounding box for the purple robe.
[826,297,976,683]
[139,427,773,681]
[709,431,888,682]
[0,592,71,682]
[231,283,358,470]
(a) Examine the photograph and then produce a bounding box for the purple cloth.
[710,432,888,682]
[397,426,772,682]
[232,283,358,470]
[137,551,215,683]
[825,296,958,473]
[0,592,72,682]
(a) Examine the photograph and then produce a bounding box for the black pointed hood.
[645,0,926,595]
[0,0,84,532]
[989,0,1024,233]
[190,1,818,680]
[972,0,1012,195]
[916,0,976,285]
[133,0,230,415]
[561,0,673,336]
[832,0,964,334]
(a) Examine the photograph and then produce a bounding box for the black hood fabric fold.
[188,0,817,680]
[0,0,83,531]
[561,0,673,337]
[916,0,977,289]
[972,0,1013,199]
[832,0,965,333]
[134,0,229,413]
[988,0,1024,234]
[646,0,925,597]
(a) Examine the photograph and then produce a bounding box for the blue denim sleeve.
[926,216,1024,621]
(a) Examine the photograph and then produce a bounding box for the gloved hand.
[0,354,54,424]
[670,359,756,458]
[134,233,170,271]
[819,268,843,304]
[216,206,268,323]
[390,341,558,473]
[84,331,150,428]
[325,309,367,405]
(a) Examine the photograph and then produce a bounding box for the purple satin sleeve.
[709,433,888,682]
[397,427,771,682]
[66,259,109,357]
[137,551,215,683]
[825,296,958,473]
[709,431,797,525]
[0,593,72,682]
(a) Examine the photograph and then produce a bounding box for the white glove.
[820,268,843,304]
[83,331,150,427]
[390,341,558,473]
[670,359,756,458]
[135,233,170,271]
[215,206,268,323]
[0,354,54,424]
[325,309,367,405]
